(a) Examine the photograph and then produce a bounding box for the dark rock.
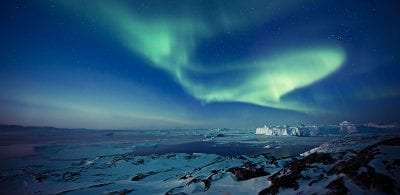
[379,138,400,146]
[269,156,279,168]
[203,175,212,191]
[186,177,202,186]
[227,162,269,181]
[185,170,219,192]
[216,134,224,137]
[259,152,334,195]
[184,154,197,160]
[308,174,325,186]
[132,158,145,165]
[61,171,80,181]
[108,188,134,195]
[180,157,226,182]
[180,174,191,180]
[131,171,157,181]
[210,169,219,174]
[328,138,400,194]
[357,167,396,193]
[165,187,187,195]
[57,183,113,194]
[386,159,400,170]
[34,173,48,182]
[166,154,176,159]
[237,156,247,161]
[326,177,348,194]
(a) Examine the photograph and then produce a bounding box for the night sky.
[1,0,400,129]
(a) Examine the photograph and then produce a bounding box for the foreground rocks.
[259,137,400,194]
[259,152,335,194]
[227,162,270,181]
[0,136,399,194]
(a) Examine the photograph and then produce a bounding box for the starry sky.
[1,0,400,129]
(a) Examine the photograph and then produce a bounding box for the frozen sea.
[1,125,399,194]
[0,127,335,163]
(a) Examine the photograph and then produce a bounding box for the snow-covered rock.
[261,136,400,194]
[1,125,400,194]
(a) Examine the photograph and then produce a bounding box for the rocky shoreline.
[0,135,399,194]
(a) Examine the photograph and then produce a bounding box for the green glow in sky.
[185,48,345,112]
[63,0,346,113]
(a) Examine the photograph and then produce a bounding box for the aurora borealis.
[1,0,400,129]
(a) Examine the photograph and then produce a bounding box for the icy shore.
[0,126,399,194]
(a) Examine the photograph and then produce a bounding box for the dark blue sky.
[1,0,400,129]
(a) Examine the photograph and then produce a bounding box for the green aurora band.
[62,1,346,113]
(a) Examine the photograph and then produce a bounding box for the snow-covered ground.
[0,125,399,194]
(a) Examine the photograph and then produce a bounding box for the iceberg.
[339,121,358,134]
[255,125,293,136]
